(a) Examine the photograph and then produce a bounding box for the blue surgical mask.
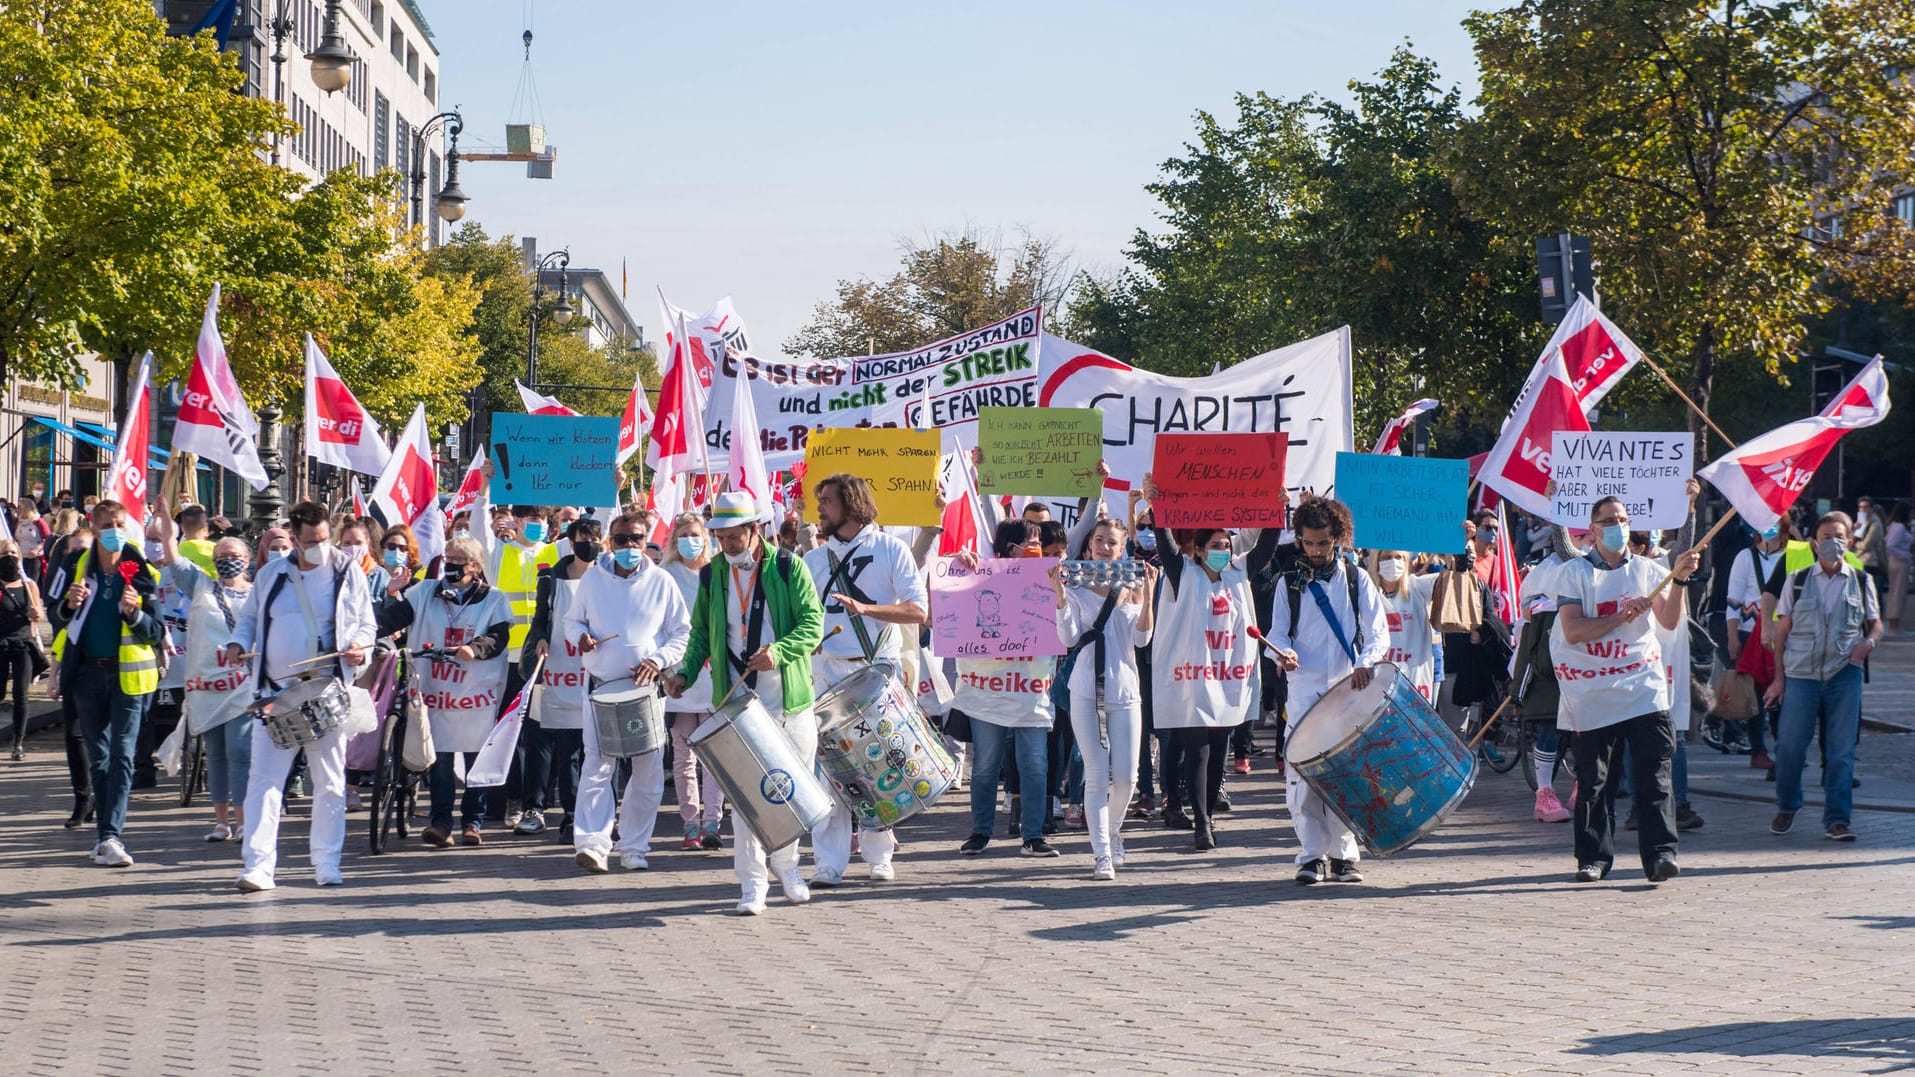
[522,521,546,544]
[613,547,643,570]
[98,528,127,553]
[1136,530,1156,552]
[267,548,291,562]
[1647,530,1663,549]
[1205,549,1231,572]
[1598,524,1627,553]
[1761,523,1781,541]
[676,536,706,560]
[382,548,407,570]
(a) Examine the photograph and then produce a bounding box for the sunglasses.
[608,533,642,548]
[382,541,409,551]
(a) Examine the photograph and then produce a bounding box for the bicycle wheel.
[369,711,400,854]
[1479,712,1522,775]
[178,734,205,808]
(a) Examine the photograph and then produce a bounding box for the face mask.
[1761,524,1781,541]
[1646,530,1663,550]
[677,536,706,560]
[1377,559,1406,582]
[0,556,19,580]
[1479,528,1498,544]
[382,548,407,570]
[726,546,759,568]
[144,540,163,561]
[215,556,248,579]
[451,529,470,541]
[98,528,127,553]
[572,541,601,563]
[613,547,644,570]
[267,548,292,562]
[1136,530,1156,552]
[1205,549,1232,573]
[521,521,546,544]
[301,541,330,567]
[1598,524,1627,553]
[1818,538,1847,564]
[342,544,368,563]
[441,563,469,584]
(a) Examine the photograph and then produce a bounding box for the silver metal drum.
[590,677,666,758]
[250,675,350,750]
[689,690,834,852]
[814,665,957,828]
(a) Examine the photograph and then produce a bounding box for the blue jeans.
[429,751,487,830]
[70,667,148,842]
[1775,665,1863,827]
[968,717,1048,841]
[204,718,253,805]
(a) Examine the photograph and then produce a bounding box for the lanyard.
[726,562,769,689]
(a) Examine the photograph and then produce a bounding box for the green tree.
[0,0,292,396]
[1460,0,1915,457]
[784,226,1073,360]
[1068,49,1545,446]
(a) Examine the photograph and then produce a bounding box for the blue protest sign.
[1335,452,1469,554]
[489,414,621,506]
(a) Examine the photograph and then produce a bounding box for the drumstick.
[1464,695,1516,751]
[811,625,844,655]
[291,650,345,668]
[1244,626,1296,665]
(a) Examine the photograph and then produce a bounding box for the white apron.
[181,581,254,735]
[533,576,587,730]
[1380,575,1438,703]
[1548,556,1669,733]
[413,587,512,753]
[1149,556,1259,730]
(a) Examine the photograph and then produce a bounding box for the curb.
[1861,715,1915,734]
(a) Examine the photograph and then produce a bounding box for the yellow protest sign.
[802,427,942,526]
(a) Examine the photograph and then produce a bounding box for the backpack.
[1284,565,1365,656]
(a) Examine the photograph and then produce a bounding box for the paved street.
[3,666,1912,1076]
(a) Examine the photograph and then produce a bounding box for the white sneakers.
[575,849,610,874]
[1092,856,1116,881]
[809,865,844,888]
[89,839,134,867]
[619,852,649,871]
[869,863,896,883]
[778,870,812,905]
[236,871,275,892]
[1112,833,1127,867]
[315,867,344,887]
[735,896,767,916]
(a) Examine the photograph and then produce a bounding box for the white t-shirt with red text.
[1381,572,1440,702]
[952,657,1055,730]
[1151,554,1260,730]
[1550,552,1671,732]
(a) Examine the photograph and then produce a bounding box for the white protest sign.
[1548,431,1692,531]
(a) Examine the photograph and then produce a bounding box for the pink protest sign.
[928,556,1065,659]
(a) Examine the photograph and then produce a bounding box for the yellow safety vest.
[497,541,558,657]
[49,549,162,695]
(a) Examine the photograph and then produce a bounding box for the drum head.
[815,666,893,732]
[271,674,338,711]
[1286,662,1401,763]
[591,678,656,704]
[693,689,768,744]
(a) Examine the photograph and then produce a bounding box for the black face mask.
[571,541,601,563]
[0,556,18,580]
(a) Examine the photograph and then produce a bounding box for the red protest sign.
[1151,433,1288,528]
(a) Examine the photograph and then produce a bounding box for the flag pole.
[1639,353,1737,449]
[1635,507,1742,609]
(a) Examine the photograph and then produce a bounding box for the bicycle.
[368,645,459,854]
[177,730,206,808]
[1465,698,1524,775]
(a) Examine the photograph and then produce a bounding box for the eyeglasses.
[609,532,642,548]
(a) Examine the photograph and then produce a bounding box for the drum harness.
[1063,586,1123,749]
[823,545,892,666]
[257,559,350,697]
[701,548,797,695]
[1286,564,1364,666]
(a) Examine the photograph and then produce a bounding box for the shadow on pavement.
[1571,1018,1915,1074]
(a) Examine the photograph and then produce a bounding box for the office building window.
[423,69,436,104]
[406,44,419,82]
[369,1,385,35]
[393,116,410,191]
[1896,192,1915,227]
[373,91,390,172]
[390,25,404,61]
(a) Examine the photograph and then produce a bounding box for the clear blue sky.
[427,1,1483,359]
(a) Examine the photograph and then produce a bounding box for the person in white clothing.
[1054,517,1157,880]
[561,512,690,874]
[222,501,377,893]
[803,474,929,885]
[1275,498,1389,885]
[660,513,727,851]
[519,518,602,842]
[1370,550,1443,703]
[1722,519,1789,766]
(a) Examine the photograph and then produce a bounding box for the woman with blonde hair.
[660,512,726,849]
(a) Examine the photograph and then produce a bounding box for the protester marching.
[7,278,1899,907]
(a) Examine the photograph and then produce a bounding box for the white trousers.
[1069,692,1140,861]
[241,722,348,880]
[1286,687,1359,864]
[810,654,896,873]
[736,706,818,901]
[574,715,664,858]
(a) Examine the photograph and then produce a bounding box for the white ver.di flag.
[172,284,269,489]
[305,334,391,475]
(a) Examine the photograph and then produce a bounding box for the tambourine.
[1059,559,1146,588]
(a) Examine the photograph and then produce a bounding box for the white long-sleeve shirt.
[562,553,689,685]
[1056,585,1152,704]
[225,548,377,690]
[1282,560,1391,715]
[1725,544,1786,635]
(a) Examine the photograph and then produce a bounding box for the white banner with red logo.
[1371,397,1439,456]
[172,284,269,490]
[106,352,154,522]
[1697,357,1891,532]
[616,369,652,467]
[1541,294,1645,409]
[304,334,390,475]
[370,404,444,562]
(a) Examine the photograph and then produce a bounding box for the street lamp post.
[306,0,355,95]
[410,110,470,235]
[526,250,574,387]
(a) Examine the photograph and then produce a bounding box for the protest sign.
[1548,431,1692,531]
[976,406,1104,498]
[928,556,1065,658]
[802,426,941,526]
[489,414,621,506]
[1336,452,1469,554]
[1150,433,1288,528]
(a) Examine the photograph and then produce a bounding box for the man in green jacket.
[669,491,825,915]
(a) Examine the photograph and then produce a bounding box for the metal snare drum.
[1284,661,1477,856]
[251,675,351,750]
[689,690,834,852]
[589,678,666,758]
[813,665,957,828]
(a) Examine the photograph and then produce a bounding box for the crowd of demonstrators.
[20,462,1903,902]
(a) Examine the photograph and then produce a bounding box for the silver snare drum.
[689,690,834,852]
[590,677,666,758]
[251,675,351,750]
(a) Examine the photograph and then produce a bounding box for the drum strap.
[1307,580,1357,664]
[824,547,888,663]
[725,563,770,692]
[1065,588,1122,749]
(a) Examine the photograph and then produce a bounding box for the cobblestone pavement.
[3,689,1912,1075]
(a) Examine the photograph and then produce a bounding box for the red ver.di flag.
[370,405,445,562]
[1476,348,1589,519]
[1150,433,1288,529]
[173,284,269,489]
[304,334,390,475]
[107,353,155,522]
[1698,357,1891,532]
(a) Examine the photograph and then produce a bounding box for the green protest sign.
[976,407,1104,498]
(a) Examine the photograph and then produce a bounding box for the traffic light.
[1536,232,1594,324]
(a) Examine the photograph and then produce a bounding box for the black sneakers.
[1677,805,1705,831]
[1295,858,1327,885]
[1329,859,1363,883]
[1646,856,1680,883]
[1574,863,1607,883]
[959,834,990,855]
[1020,838,1060,858]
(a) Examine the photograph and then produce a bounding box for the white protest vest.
[1380,574,1438,703]
[413,586,512,753]
[1149,555,1260,730]
[157,574,191,691]
[181,581,253,735]
[1548,554,1669,733]
[533,576,587,731]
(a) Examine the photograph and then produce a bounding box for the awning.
[32,416,114,453]
[32,417,208,472]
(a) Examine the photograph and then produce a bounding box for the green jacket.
[680,538,826,714]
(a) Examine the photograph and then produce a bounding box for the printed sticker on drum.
[760,768,797,805]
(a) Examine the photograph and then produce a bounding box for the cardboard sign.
[976,406,1104,498]
[1150,433,1288,528]
[928,556,1065,658]
[1548,432,1691,531]
[489,414,621,506]
[802,426,941,527]
[1336,452,1469,554]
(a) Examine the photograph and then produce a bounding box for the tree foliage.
[784,226,1074,360]
[1460,0,1915,455]
[1068,49,1546,447]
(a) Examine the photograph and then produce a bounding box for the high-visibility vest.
[496,541,558,657]
[49,549,162,695]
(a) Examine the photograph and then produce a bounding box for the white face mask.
[1377,559,1406,582]
[341,544,368,563]
[301,541,330,567]
[725,546,759,568]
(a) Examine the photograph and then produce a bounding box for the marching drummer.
[562,511,690,875]
[803,474,930,887]
[668,491,826,915]
[223,501,378,892]
[1275,497,1388,886]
